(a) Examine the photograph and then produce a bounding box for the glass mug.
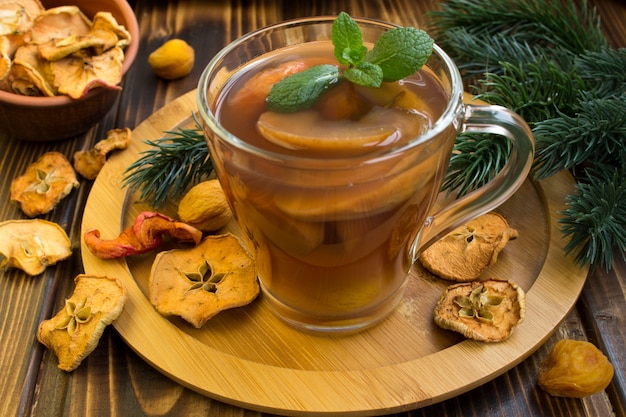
[197,17,534,332]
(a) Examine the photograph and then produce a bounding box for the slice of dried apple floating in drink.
[149,234,259,328]
[433,279,526,342]
[0,219,72,276]
[257,105,427,154]
[10,151,79,217]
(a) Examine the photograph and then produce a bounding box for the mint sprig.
[266,12,434,113]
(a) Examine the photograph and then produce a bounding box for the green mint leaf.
[366,27,434,81]
[266,64,340,112]
[332,12,365,66]
[339,44,368,67]
[344,62,383,87]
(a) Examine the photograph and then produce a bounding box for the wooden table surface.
[1,1,624,416]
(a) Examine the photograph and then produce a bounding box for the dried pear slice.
[419,212,518,282]
[433,279,526,342]
[0,219,72,276]
[258,106,427,154]
[149,234,259,328]
[37,274,127,371]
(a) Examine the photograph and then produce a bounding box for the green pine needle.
[122,113,213,209]
[441,132,511,197]
[533,97,626,179]
[473,57,583,123]
[429,0,625,270]
[559,168,626,270]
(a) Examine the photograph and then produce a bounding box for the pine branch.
[473,57,583,123]
[122,113,213,209]
[533,97,626,179]
[441,133,510,197]
[428,0,607,55]
[429,0,625,269]
[559,168,626,271]
[575,47,626,99]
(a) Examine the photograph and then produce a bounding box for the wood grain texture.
[0,0,624,416]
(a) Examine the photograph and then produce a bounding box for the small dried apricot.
[148,38,194,80]
[537,339,614,398]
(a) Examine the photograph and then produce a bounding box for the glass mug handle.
[411,104,535,261]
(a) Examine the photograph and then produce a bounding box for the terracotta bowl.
[0,0,139,142]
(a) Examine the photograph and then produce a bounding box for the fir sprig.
[429,0,626,270]
[560,168,626,270]
[122,113,212,209]
[441,132,510,197]
[533,97,626,180]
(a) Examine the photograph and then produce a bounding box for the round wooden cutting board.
[81,90,588,416]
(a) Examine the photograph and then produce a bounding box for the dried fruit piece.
[0,0,44,36]
[11,42,56,95]
[10,152,79,217]
[0,219,72,275]
[1,5,132,98]
[177,179,233,232]
[28,5,91,44]
[51,46,124,99]
[84,211,202,259]
[420,212,518,282]
[148,38,194,80]
[37,274,127,371]
[73,127,131,180]
[433,279,526,342]
[149,233,259,328]
[538,339,614,398]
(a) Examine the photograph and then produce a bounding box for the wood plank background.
[0,1,624,416]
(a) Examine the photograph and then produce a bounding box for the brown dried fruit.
[177,179,233,232]
[10,151,79,217]
[538,339,614,398]
[149,233,259,328]
[0,219,72,275]
[1,5,131,98]
[73,127,131,180]
[84,211,202,259]
[148,38,194,80]
[420,212,518,282]
[37,274,127,371]
[433,279,526,342]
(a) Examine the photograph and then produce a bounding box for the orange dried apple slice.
[149,234,259,328]
[51,46,123,99]
[10,151,79,217]
[37,274,127,371]
[433,278,526,342]
[28,5,91,44]
[419,212,518,282]
[0,0,44,35]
